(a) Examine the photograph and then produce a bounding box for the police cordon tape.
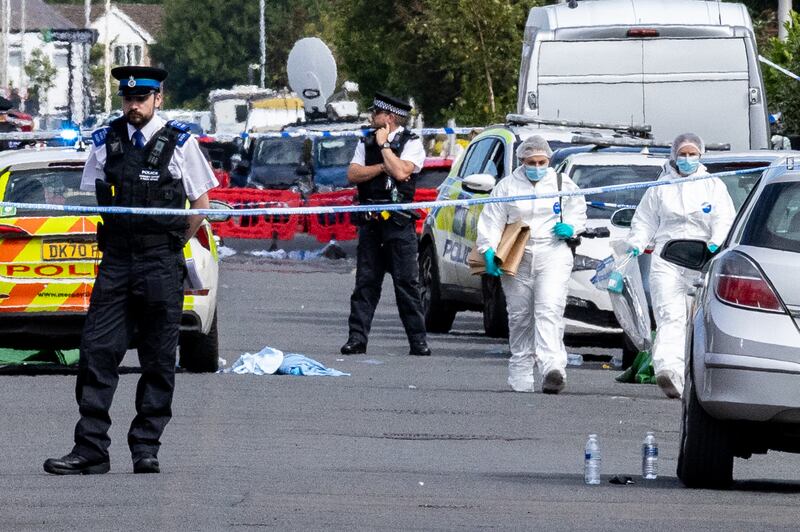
[0,126,485,142]
[240,127,484,139]
[0,165,773,217]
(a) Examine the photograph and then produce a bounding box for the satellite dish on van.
[287,38,337,115]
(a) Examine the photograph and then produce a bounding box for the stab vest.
[358,129,418,204]
[100,117,188,242]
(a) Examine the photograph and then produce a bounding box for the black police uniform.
[344,96,429,356]
[45,66,190,475]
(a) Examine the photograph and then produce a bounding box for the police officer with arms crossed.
[340,92,431,357]
[44,66,218,475]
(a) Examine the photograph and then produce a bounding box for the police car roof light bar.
[570,134,731,152]
[506,114,652,137]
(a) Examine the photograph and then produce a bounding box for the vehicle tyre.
[179,309,219,373]
[418,243,457,333]
[621,333,639,370]
[482,275,509,338]
[677,360,734,489]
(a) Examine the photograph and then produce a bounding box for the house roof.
[57,3,164,39]
[9,0,78,31]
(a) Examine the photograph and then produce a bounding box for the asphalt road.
[2,236,800,531]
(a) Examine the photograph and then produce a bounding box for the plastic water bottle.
[642,432,658,480]
[584,434,601,485]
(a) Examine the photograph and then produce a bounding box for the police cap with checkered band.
[368,92,412,117]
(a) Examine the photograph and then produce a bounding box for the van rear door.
[537,40,644,125]
[642,37,751,148]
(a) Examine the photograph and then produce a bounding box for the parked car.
[660,155,800,488]
[231,130,363,194]
[418,121,653,336]
[0,147,223,372]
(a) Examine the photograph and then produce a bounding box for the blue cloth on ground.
[222,346,349,376]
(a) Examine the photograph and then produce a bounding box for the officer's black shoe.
[409,342,432,356]
[43,453,110,475]
[340,340,366,355]
[133,455,160,474]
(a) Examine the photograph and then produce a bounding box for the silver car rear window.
[741,182,800,253]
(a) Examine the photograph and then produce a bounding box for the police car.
[0,145,222,372]
[418,119,654,338]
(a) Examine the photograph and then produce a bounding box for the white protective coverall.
[627,162,735,384]
[476,166,587,392]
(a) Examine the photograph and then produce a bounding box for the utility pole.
[1,0,9,95]
[104,0,111,113]
[259,0,266,88]
[778,0,792,41]
[19,0,26,107]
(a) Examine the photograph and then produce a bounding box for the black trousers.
[73,242,185,461]
[347,220,427,346]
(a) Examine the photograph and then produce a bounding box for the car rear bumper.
[699,353,800,422]
[695,297,800,423]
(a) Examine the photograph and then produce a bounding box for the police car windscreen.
[5,168,96,215]
[570,164,661,219]
[315,137,358,168]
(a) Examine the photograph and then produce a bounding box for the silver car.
[661,156,800,488]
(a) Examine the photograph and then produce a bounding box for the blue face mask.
[525,165,548,181]
[676,155,700,175]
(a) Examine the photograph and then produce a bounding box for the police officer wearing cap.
[341,92,431,357]
[44,66,218,475]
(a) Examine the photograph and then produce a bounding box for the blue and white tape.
[243,127,484,139]
[0,165,770,217]
[759,55,800,83]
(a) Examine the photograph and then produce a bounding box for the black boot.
[340,339,366,355]
[43,453,110,475]
[409,341,432,356]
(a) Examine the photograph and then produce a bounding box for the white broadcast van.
[517,0,769,150]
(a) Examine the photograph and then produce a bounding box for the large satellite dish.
[287,38,337,115]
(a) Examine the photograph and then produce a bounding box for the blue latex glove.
[553,222,574,239]
[483,248,503,277]
[627,247,641,257]
[707,243,719,253]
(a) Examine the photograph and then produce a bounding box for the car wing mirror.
[206,199,232,223]
[660,239,712,271]
[610,207,636,228]
[462,173,496,193]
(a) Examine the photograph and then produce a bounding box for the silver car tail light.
[713,251,784,313]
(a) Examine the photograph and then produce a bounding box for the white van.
[517,0,769,150]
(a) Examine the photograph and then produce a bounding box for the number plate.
[42,241,101,261]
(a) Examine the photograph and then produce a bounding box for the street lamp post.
[259,0,266,89]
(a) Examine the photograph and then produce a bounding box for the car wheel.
[418,243,457,333]
[482,275,509,338]
[621,333,639,370]
[179,309,220,373]
[677,358,734,489]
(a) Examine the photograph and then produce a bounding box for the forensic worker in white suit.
[476,135,587,394]
[626,133,735,399]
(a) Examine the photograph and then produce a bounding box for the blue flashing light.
[60,129,79,141]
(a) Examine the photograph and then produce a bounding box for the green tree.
[762,11,800,135]
[335,0,538,125]
[24,48,57,112]
[151,0,340,108]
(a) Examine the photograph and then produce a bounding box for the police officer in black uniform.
[44,66,218,475]
[341,93,431,357]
